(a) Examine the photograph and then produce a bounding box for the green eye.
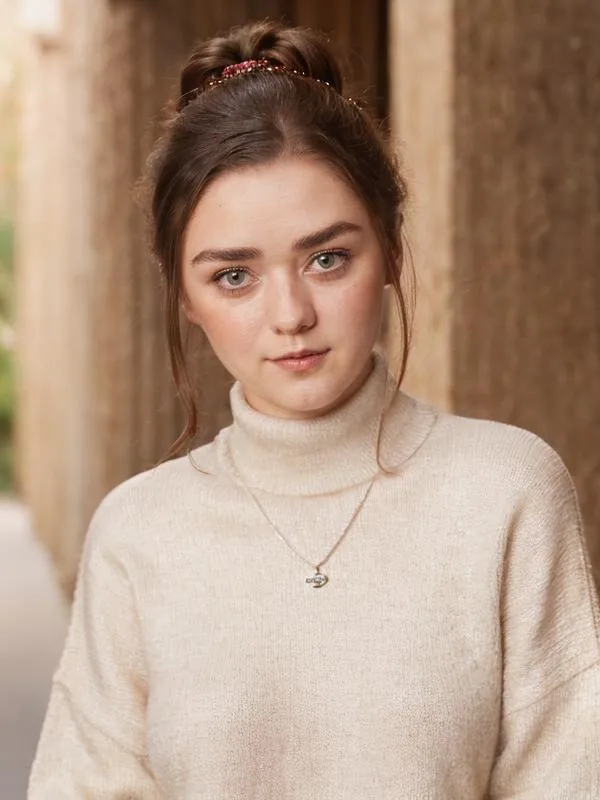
[315,253,338,270]
[214,268,249,290]
[311,250,349,273]
[224,270,245,286]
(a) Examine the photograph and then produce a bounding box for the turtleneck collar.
[215,351,438,496]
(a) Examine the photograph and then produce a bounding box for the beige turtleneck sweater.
[29,354,600,798]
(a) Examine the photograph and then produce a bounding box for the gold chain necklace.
[231,468,379,588]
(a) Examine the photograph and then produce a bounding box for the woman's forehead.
[184,157,370,254]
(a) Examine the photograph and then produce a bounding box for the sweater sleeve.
[28,488,161,799]
[489,439,600,798]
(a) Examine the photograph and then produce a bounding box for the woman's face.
[181,156,387,420]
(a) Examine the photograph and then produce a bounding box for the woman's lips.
[271,349,330,372]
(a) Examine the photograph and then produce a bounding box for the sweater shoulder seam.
[502,657,600,718]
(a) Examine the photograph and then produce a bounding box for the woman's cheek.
[331,274,384,327]
[201,305,261,359]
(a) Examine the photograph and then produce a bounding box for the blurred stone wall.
[391,0,600,579]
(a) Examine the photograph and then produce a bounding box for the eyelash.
[211,249,351,294]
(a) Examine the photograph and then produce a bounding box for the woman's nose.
[267,277,317,335]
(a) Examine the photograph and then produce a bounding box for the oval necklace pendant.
[306,570,329,588]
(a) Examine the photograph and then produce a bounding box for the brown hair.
[146,20,412,458]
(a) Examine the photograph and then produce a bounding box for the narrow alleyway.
[0,498,68,799]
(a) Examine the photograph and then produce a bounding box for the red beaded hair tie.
[179,58,360,110]
[221,59,281,78]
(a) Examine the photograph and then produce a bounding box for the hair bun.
[180,20,344,102]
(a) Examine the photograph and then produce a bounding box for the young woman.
[29,20,600,799]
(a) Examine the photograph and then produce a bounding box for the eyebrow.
[292,221,362,252]
[190,221,362,266]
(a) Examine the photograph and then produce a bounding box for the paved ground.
[0,498,68,800]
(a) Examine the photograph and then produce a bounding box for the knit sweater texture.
[29,354,600,798]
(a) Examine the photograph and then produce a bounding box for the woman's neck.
[215,351,437,496]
